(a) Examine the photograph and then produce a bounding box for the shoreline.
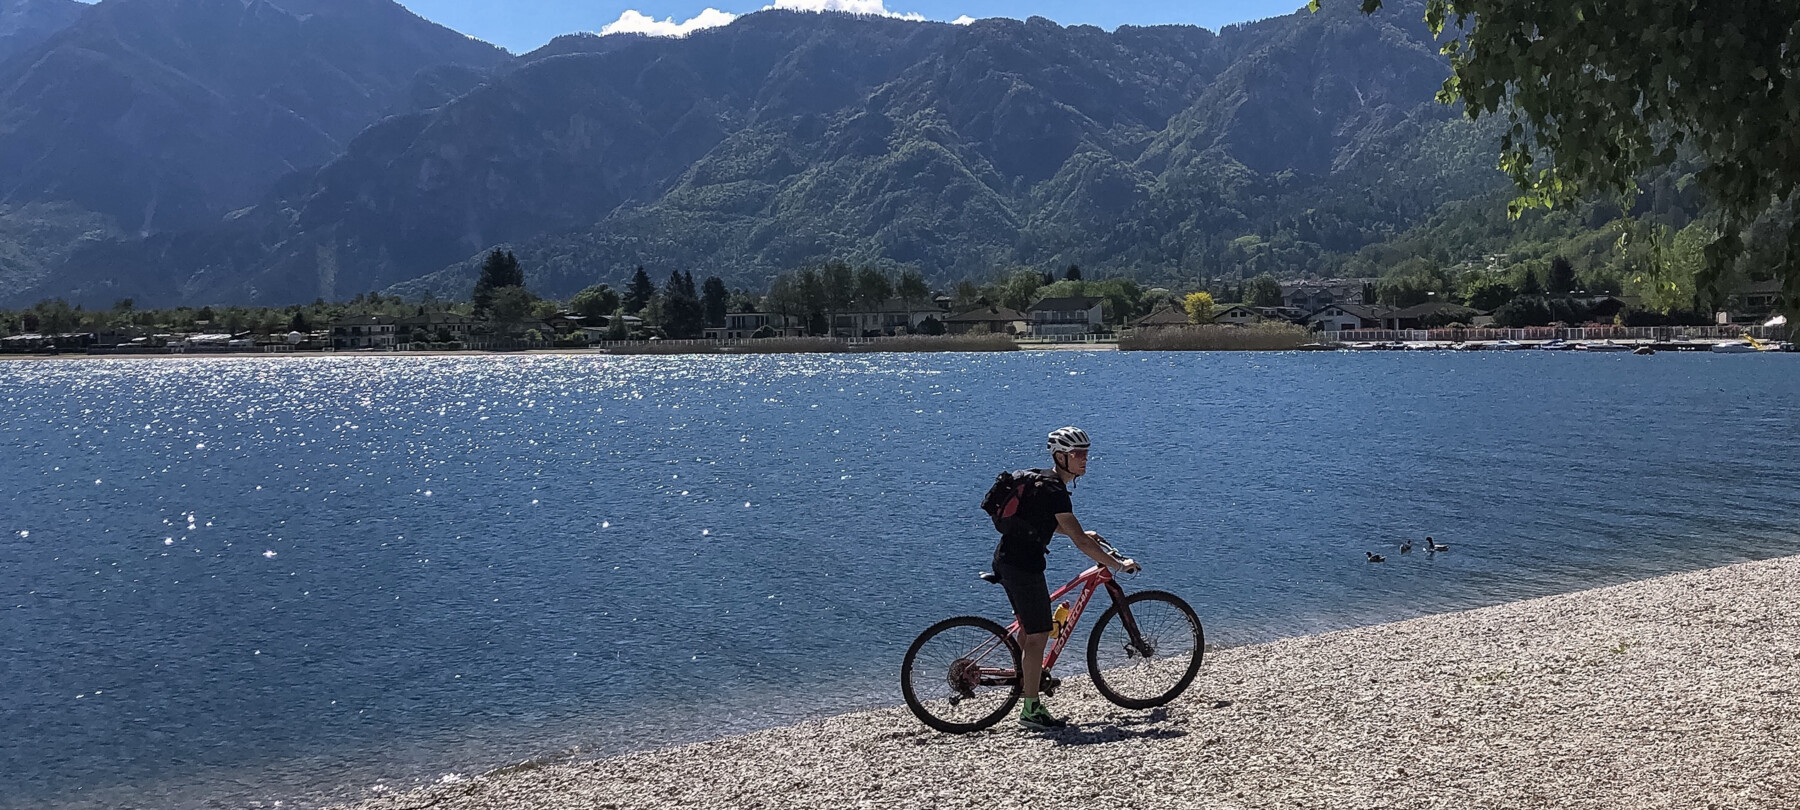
[331,554,1800,810]
[5,339,1797,361]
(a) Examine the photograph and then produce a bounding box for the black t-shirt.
[991,469,1073,571]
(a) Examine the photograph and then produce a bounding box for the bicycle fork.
[1104,581,1155,659]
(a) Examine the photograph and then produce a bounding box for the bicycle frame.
[967,563,1148,686]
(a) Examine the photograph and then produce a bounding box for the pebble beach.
[333,554,1800,810]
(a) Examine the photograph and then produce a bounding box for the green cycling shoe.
[1017,698,1069,730]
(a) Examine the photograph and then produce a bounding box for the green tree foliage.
[623,266,656,314]
[659,270,704,339]
[853,266,893,310]
[1629,221,1713,315]
[570,284,621,319]
[1493,296,1552,327]
[916,315,945,335]
[32,298,77,334]
[1546,256,1576,295]
[1183,291,1216,324]
[950,280,982,310]
[472,250,524,313]
[489,285,538,325]
[998,268,1045,311]
[1064,265,1082,281]
[1246,274,1284,308]
[1376,258,1454,307]
[701,276,729,327]
[1517,268,1544,298]
[607,307,631,340]
[819,260,854,332]
[1336,0,1800,314]
[1461,274,1515,311]
[897,270,931,307]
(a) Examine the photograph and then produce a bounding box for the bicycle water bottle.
[1052,602,1071,637]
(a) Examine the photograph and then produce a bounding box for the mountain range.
[0,0,1510,307]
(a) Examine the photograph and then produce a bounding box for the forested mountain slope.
[29,1,1514,306]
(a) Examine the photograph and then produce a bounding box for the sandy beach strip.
[336,555,1799,810]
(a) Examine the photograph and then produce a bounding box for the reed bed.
[846,334,1017,353]
[1118,323,1312,351]
[599,334,1017,356]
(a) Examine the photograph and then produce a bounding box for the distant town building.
[399,312,475,342]
[1027,296,1103,337]
[1210,305,1262,325]
[705,312,804,340]
[1718,280,1784,325]
[1281,281,1367,312]
[332,315,397,350]
[1132,305,1193,328]
[831,298,949,337]
[1306,303,1393,332]
[943,305,1028,335]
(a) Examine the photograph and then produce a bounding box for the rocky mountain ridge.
[0,0,510,296]
[10,1,1511,307]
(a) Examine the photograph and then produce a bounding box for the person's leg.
[994,562,1062,727]
[1019,630,1050,700]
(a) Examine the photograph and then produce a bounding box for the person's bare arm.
[1055,513,1138,572]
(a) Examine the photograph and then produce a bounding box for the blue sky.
[385,0,1309,54]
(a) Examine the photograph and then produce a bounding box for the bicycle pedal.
[1040,674,1062,697]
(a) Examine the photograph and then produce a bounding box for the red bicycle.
[900,547,1204,733]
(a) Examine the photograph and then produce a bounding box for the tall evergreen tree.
[1547,256,1576,295]
[473,249,524,313]
[660,269,704,338]
[701,276,729,328]
[624,267,656,314]
[1519,268,1545,297]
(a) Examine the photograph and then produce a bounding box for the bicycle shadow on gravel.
[1040,708,1190,747]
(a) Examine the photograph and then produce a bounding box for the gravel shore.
[338,556,1800,810]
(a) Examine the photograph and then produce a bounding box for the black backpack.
[979,469,1052,532]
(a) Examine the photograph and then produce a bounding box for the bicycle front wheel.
[900,615,1021,733]
[1086,590,1204,709]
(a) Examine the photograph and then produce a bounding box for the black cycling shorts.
[992,561,1053,635]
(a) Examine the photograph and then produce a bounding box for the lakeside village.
[3,254,1795,355]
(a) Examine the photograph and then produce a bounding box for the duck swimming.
[1366,552,1386,563]
[1426,537,1449,552]
[1399,539,1413,554]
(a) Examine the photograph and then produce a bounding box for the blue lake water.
[3,351,1798,809]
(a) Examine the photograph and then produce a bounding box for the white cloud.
[598,8,739,38]
[598,1,958,38]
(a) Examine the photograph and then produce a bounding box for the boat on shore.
[1582,341,1632,352]
[1711,341,1759,354]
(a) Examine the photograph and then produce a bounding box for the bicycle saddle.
[978,571,1001,584]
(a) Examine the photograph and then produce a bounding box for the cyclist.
[992,426,1139,730]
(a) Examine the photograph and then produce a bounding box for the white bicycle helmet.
[1046,426,1090,453]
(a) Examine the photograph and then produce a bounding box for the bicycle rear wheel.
[900,615,1021,733]
[1086,590,1204,709]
